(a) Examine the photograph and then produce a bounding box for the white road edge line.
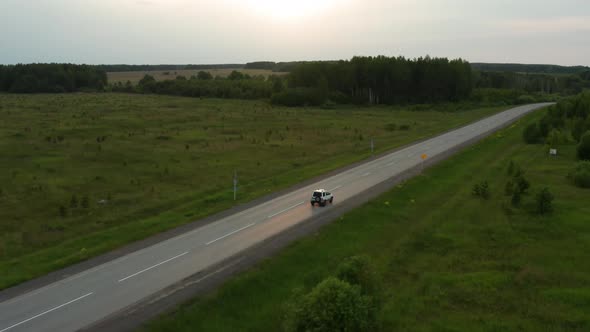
[0,292,94,332]
[118,252,189,282]
[329,185,342,191]
[268,201,305,219]
[362,172,371,177]
[205,223,256,246]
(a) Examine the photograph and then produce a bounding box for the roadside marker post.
[421,154,428,172]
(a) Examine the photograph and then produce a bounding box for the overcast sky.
[1,0,589,66]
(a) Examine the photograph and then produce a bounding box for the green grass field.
[143,108,590,332]
[0,93,506,290]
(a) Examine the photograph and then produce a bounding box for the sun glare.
[238,0,340,19]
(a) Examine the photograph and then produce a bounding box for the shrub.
[472,181,490,199]
[535,187,554,215]
[577,131,590,160]
[284,278,375,332]
[514,175,530,194]
[569,161,590,188]
[384,123,397,132]
[545,128,569,146]
[523,122,541,144]
[336,255,380,298]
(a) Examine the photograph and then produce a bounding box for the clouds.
[0,0,588,65]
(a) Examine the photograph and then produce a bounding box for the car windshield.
[313,192,322,197]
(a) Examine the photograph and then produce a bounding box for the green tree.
[197,71,213,80]
[138,74,155,86]
[572,118,588,142]
[546,128,567,146]
[535,187,554,215]
[228,70,245,80]
[284,278,375,332]
[514,175,530,194]
[336,255,380,298]
[269,75,284,93]
[569,161,590,188]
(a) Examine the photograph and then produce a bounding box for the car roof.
[313,189,326,192]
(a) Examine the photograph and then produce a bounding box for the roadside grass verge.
[143,108,590,331]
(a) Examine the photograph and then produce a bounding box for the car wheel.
[330,197,333,203]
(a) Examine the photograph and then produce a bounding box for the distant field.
[0,93,506,289]
[144,107,590,332]
[107,68,287,84]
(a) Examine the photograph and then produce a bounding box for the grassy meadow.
[107,68,287,84]
[0,93,506,290]
[143,108,590,332]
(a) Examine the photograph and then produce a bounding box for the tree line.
[271,56,474,106]
[97,64,243,72]
[471,63,589,75]
[475,71,588,95]
[111,71,280,100]
[0,64,107,93]
[4,60,588,107]
[523,92,590,145]
[244,61,307,72]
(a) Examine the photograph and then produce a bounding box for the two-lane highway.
[0,103,552,332]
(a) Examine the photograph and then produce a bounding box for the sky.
[1,0,589,66]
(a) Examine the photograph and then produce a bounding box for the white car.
[310,189,333,207]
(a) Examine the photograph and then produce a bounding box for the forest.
[0,63,107,93]
[272,56,474,106]
[471,62,589,75]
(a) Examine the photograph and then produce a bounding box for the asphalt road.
[0,103,551,332]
